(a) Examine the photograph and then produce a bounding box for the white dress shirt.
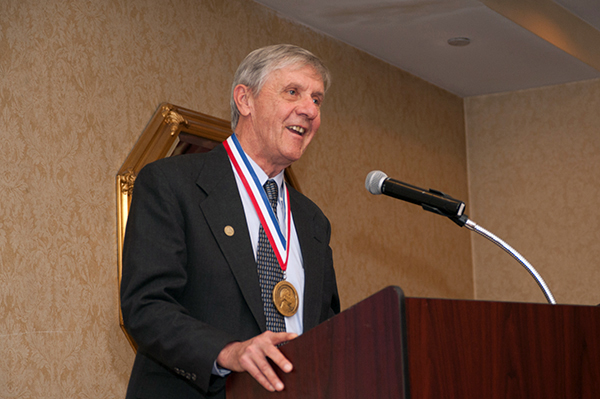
[230,154,305,334]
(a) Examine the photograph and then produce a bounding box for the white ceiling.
[253,0,600,97]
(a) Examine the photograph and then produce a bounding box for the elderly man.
[120,44,340,399]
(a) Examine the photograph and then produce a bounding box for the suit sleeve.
[120,161,235,394]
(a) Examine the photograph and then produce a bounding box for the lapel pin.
[224,226,235,237]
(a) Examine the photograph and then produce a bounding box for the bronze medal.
[272,280,299,317]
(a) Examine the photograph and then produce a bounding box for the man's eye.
[312,98,321,106]
[288,89,296,95]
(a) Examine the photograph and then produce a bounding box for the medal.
[273,280,299,317]
[224,135,299,317]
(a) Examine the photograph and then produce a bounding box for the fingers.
[239,331,297,391]
[239,346,283,392]
[264,332,297,373]
[273,332,298,346]
[217,331,298,392]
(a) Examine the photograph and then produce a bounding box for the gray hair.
[230,44,331,130]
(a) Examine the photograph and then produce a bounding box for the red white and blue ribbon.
[224,134,291,271]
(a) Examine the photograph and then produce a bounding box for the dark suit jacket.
[120,144,340,398]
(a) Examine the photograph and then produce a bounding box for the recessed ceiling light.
[447,37,471,47]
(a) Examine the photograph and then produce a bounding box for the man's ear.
[233,84,253,117]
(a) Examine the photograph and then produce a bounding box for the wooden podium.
[226,286,600,398]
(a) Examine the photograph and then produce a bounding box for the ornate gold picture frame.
[116,103,301,350]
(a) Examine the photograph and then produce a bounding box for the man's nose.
[297,97,319,119]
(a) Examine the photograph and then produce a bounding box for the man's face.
[244,64,324,174]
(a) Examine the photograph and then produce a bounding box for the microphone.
[365,170,466,218]
[365,171,557,304]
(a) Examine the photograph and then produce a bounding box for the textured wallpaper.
[466,79,600,305]
[1,0,470,396]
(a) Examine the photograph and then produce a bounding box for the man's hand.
[216,331,298,392]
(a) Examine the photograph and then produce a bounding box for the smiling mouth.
[288,125,306,135]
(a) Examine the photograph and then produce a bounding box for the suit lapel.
[195,145,266,331]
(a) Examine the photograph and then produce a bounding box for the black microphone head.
[365,170,388,195]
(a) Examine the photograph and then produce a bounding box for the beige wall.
[6,0,599,396]
[466,79,600,306]
[2,0,469,396]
